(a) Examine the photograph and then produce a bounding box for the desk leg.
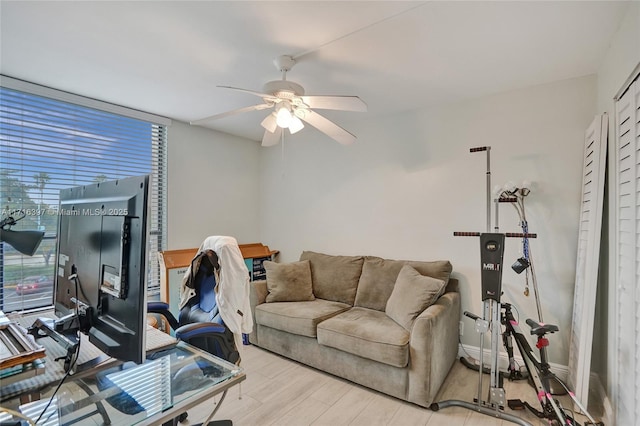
[76,381,111,425]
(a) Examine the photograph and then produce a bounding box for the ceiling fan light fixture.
[261,113,278,133]
[276,105,293,128]
[289,116,304,134]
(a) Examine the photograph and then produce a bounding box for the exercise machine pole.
[429,147,534,426]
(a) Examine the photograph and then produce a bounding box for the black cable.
[458,334,474,360]
[35,274,82,424]
[70,265,90,306]
[34,352,77,424]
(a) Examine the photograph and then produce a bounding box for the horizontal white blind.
[0,82,167,312]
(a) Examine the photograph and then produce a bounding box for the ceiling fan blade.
[262,126,283,147]
[300,110,357,145]
[300,95,367,112]
[190,103,272,125]
[218,86,279,102]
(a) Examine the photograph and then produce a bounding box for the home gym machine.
[430,147,605,426]
[429,146,535,426]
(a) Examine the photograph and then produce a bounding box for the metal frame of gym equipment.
[429,146,535,426]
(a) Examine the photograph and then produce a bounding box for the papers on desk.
[0,357,46,386]
[0,318,46,378]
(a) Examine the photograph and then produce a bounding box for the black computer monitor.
[54,175,150,364]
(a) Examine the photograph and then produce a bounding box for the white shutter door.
[567,114,607,408]
[614,79,640,425]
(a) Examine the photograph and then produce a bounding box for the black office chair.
[147,249,239,426]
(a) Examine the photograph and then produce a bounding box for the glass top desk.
[0,316,245,425]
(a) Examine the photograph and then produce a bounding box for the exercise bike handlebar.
[453,231,537,238]
[463,311,481,321]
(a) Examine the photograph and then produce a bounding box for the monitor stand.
[28,314,104,373]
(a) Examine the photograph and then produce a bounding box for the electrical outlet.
[459,321,464,336]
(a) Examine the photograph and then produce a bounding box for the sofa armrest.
[406,288,461,406]
[251,279,268,306]
[248,280,268,344]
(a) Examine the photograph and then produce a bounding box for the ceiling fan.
[190,55,367,146]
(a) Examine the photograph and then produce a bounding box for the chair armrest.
[147,301,179,331]
[175,322,239,364]
[175,322,226,341]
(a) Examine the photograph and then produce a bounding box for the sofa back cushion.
[299,251,364,305]
[354,257,452,311]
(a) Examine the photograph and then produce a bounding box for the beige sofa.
[248,251,461,407]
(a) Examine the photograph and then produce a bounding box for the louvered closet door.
[615,78,640,425]
[568,114,607,408]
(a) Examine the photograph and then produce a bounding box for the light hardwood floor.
[184,344,596,426]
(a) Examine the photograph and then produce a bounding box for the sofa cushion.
[255,299,350,338]
[317,307,410,368]
[353,257,401,311]
[264,260,315,303]
[299,251,364,305]
[354,257,452,311]
[386,264,447,330]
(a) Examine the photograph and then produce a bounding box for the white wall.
[167,120,261,249]
[597,2,639,113]
[258,75,597,365]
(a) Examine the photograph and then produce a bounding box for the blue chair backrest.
[180,254,223,326]
[178,251,238,363]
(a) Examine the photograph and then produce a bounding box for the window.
[0,76,169,313]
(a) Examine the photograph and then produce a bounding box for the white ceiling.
[0,1,630,142]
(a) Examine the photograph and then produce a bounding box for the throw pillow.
[385,264,446,330]
[264,260,315,303]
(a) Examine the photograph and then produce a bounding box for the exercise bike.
[500,302,603,425]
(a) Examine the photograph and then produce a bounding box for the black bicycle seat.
[526,318,559,336]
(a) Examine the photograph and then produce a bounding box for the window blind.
[0,77,168,313]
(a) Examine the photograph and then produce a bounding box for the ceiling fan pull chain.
[281,133,286,178]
